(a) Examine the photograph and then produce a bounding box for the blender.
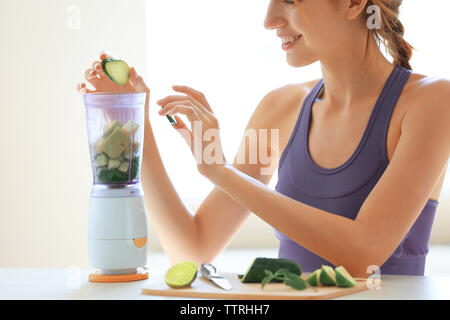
[83,92,149,282]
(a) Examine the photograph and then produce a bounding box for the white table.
[1,249,450,300]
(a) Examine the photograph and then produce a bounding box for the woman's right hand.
[76,51,149,94]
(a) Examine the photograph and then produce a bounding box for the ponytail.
[366,0,414,70]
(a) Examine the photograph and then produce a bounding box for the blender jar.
[84,92,146,186]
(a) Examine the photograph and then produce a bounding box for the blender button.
[133,238,147,248]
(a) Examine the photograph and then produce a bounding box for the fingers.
[159,103,204,123]
[84,68,102,87]
[157,95,201,106]
[99,51,113,61]
[171,115,188,130]
[129,67,143,85]
[171,85,213,113]
[76,82,95,94]
[156,95,202,113]
[159,100,208,121]
[92,60,108,80]
[157,93,211,117]
[172,116,194,153]
[129,67,150,92]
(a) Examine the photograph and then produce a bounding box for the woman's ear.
[346,0,369,21]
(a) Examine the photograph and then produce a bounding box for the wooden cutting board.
[142,272,370,300]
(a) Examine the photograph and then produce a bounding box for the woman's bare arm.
[141,86,295,264]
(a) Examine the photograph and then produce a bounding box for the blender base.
[89,269,149,283]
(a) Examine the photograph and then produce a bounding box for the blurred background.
[0,0,449,275]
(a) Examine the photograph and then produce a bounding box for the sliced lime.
[164,261,198,289]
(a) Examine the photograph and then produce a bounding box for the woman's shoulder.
[400,72,450,134]
[264,79,321,112]
[251,79,321,127]
[265,79,320,101]
[403,72,450,118]
[405,72,450,103]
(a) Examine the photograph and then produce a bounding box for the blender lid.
[83,92,146,107]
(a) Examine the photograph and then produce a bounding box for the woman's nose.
[263,5,286,30]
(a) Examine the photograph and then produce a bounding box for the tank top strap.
[278,79,324,170]
[370,65,412,163]
[291,79,324,150]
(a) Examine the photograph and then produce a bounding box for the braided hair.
[366,0,414,70]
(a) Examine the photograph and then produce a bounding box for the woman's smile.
[281,34,303,50]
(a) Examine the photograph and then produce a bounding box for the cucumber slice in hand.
[164,261,198,289]
[102,58,130,85]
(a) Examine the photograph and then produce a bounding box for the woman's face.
[264,0,359,67]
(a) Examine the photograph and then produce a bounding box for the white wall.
[0,0,448,269]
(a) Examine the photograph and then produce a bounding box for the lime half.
[164,261,198,289]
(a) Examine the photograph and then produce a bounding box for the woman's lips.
[281,35,302,50]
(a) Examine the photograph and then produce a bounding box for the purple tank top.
[274,65,439,276]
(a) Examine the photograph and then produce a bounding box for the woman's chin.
[286,54,317,68]
[286,55,315,68]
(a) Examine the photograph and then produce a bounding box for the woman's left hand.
[157,85,228,178]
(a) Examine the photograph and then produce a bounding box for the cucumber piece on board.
[241,257,302,283]
[335,266,357,287]
[319,265,336,286]
[306,269,321,287]
[102,58,130,85]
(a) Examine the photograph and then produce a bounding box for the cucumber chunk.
[335,266,357,287]
[102,58,130,85]
[103,119,122,138]
[118,160,130,173]
[241,257,302,283]
[93,118,142,184]
[103,127,126,159]
[94,153,108,167]
[107,159,121,170]
[319,265,336,286]
[306,269,321,287]
[122,120,140,136]
[93,137,104,156]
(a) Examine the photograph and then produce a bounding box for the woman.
[77,0,450,277]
